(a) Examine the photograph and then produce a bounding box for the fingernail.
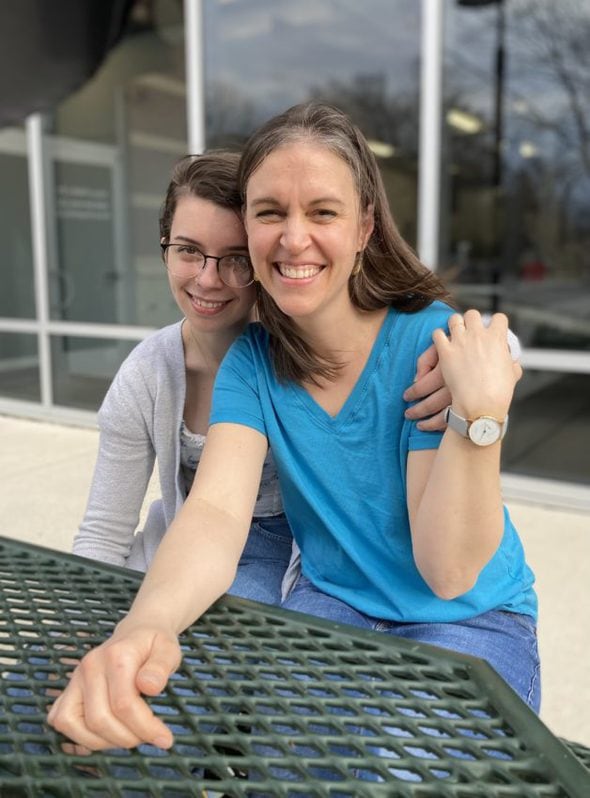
[141,671,161,687]
[153,735,172,749]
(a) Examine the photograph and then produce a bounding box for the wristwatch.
[444,406,509,446]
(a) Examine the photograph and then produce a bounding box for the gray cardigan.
[73,322,189,569]
[73,321,283,571]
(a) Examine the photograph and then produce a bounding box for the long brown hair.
[238,102,453,384]
[159,150,242,242]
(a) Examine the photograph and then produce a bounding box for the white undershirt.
[179,421,284,517]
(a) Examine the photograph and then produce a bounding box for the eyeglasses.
[161,243,254,288]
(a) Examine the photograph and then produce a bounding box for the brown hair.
[159,150,242,242]
[238,102,453,384]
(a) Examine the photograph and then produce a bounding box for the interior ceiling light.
[446,108,484,134]
[519,141,539,158]
[367,140,396,158]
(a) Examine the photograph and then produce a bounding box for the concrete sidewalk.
[1,414,588,746]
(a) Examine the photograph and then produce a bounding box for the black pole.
[492,0,506,190]
[491,0,505,311]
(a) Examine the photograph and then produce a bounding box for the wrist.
[115,609,178,638]
[445,406,509,447]
[450,402,509,422]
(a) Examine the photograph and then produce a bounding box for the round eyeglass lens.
[218,255,254,287]
[165,245,204,276]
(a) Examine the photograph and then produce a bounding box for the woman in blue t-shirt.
[48,103,537,753]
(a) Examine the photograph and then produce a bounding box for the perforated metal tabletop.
[1,536,588,797]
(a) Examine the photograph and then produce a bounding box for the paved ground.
[1,414,588,746]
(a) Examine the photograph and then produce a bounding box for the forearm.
[410,434,504,599]
[117,496,248,636]
[74,426,155,566]
[74,510,141,566]
[115,424,266,637]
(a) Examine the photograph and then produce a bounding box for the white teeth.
[192,296,226,309]
[278,264,321,279]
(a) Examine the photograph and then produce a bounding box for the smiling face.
[166,195,256,336]
[243,142,374,327]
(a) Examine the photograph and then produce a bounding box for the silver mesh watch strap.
[444,406,509,440]
[444,406,470,437]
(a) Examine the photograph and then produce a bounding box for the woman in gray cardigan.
[73,152,295,605]
[72,151,460,606]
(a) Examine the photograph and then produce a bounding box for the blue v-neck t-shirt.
[211,302,537,623]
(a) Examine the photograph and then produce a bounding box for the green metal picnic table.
[1,535,589,797]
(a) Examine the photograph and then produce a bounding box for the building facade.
[0,0,588,505]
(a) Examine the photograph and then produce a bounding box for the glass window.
[503,371,590,485]
[50,160,117,323]
[204,0,421,244]
[51,336,138,412]
[0,127,35,319]
[0,332,40,402]
[46,0,186,327]
[442,0,590,353]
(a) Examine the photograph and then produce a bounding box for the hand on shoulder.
[433,310,520,420]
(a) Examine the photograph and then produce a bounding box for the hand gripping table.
[1,536,589,797]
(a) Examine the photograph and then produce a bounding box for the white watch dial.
[468,417,502,446]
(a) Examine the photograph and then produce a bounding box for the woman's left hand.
[433,310,522,421]
[403,343,451,430]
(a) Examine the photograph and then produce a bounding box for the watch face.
[468,417,502,446]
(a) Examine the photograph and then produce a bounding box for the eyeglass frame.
[160,242,255,288]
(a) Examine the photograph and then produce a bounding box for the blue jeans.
[283,575,541,712]
[227,514,293,606]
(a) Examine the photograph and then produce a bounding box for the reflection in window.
[51,336,137,412]
[0,333,40,402]
[51,162,116,324]
[443,0,590,353]
[0,132,35,319]
[502,371,590,485]
[47,0,186,328]
[204,0,421,244]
